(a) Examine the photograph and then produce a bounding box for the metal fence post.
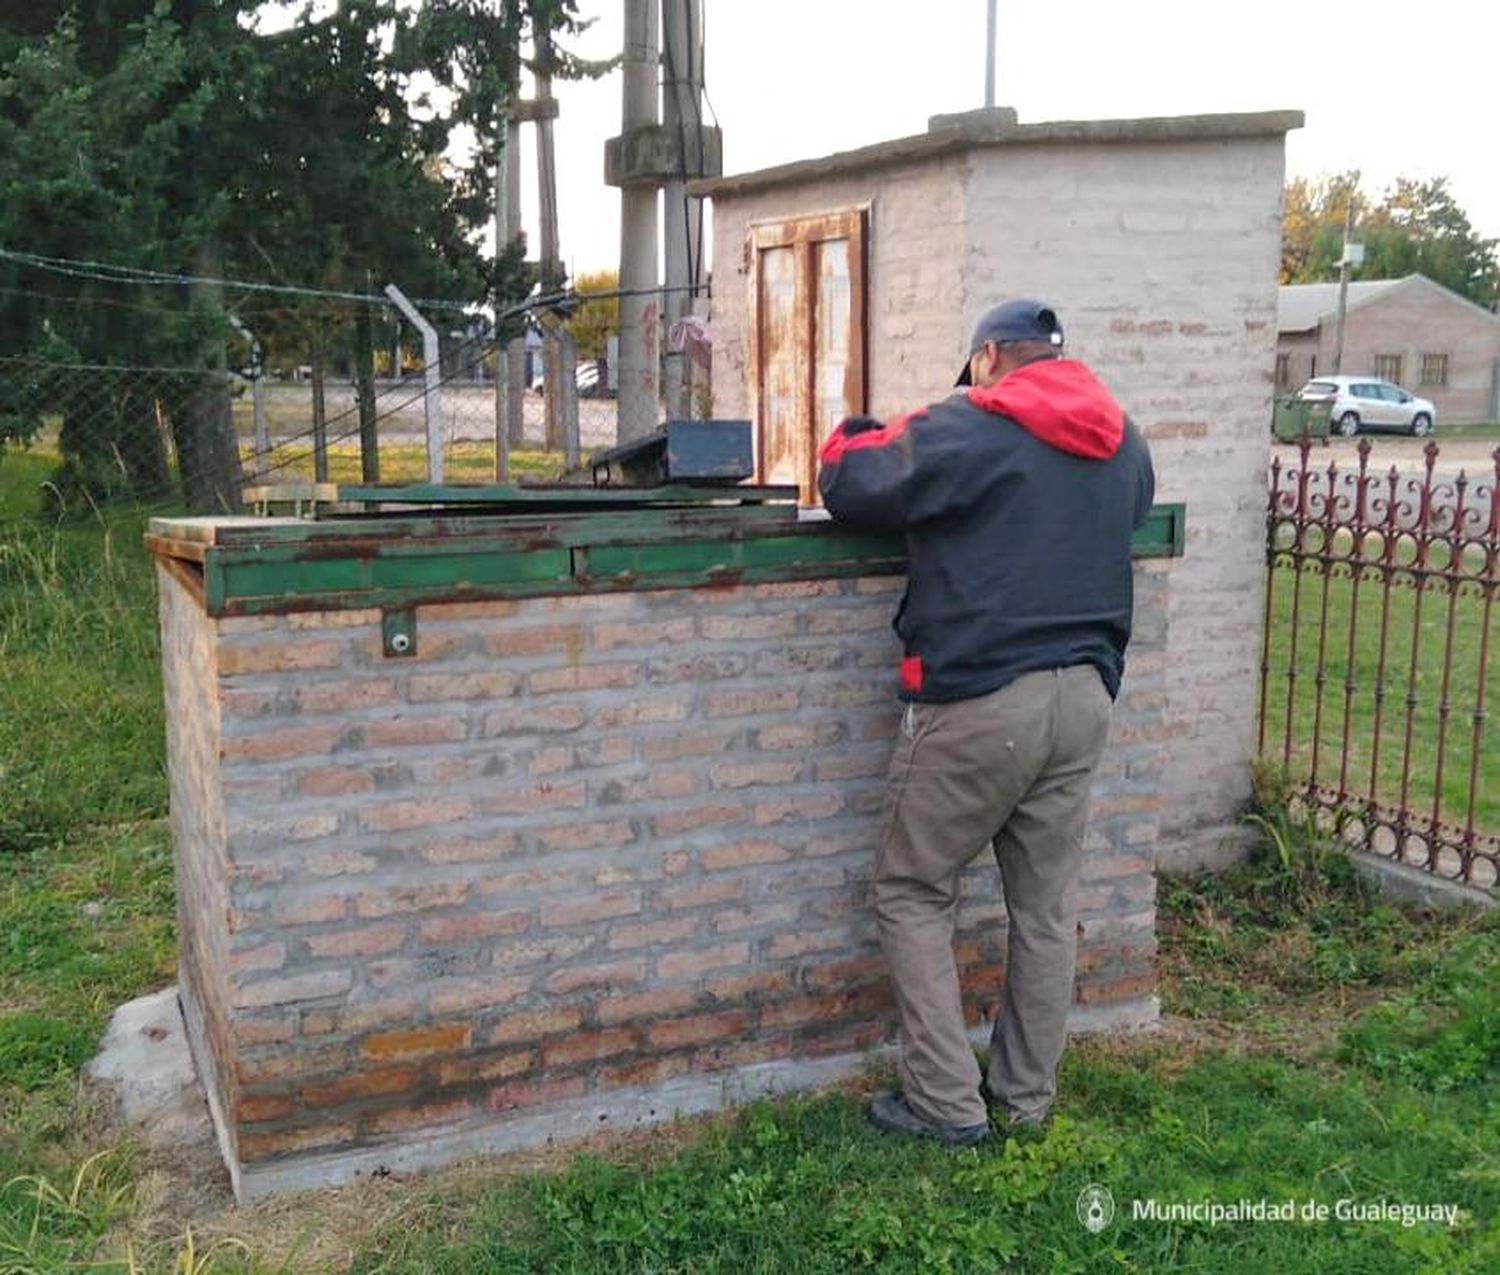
[384,283,444,483]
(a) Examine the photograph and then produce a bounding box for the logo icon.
[1077,1183,1115,1234]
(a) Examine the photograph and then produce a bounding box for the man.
[817,298,1155,1146]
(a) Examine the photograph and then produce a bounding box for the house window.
[1275,353,1291,389]
[1420,353,1449,387]
[1373,353,1403,384]
[750,209,868,503]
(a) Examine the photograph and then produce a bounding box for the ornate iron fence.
[1260,437,1500,891]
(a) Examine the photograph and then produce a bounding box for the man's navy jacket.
[817,358,1156,703]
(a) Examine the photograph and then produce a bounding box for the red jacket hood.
[966,358,1124,459]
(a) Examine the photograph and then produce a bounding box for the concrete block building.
[695,106,1302,872]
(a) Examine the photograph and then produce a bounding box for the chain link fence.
[0,269,706,524]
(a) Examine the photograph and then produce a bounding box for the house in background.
[1276,274,1500,422]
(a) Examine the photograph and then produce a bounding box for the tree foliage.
[0,0,580,509]
[1282,171,1499,307]
[567,269,620,361]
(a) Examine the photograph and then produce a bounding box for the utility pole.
[1332,200,1361,376]
[985,0,997,108]
[661,0,705,422]
[612,0,661,444]
[494,86,510,481]
[606,0,722,443]
[532,19,575,452]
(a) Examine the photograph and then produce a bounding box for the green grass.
[3,440,1500,1271]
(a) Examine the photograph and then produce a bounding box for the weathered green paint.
[149,501,1186,617]
[330,482,799,509]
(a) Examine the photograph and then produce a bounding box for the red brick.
[297,767,375,797]
[419,910,531,944]
[593,697,690,728]
[598,769,700,803]
[807,681,888,708]
[639,730,738,762]
[533,819,635,853]
[806,607,891,636]
[802,828,868,858]
[304,849,381,878]
[486,1074,586,1113]
[236,1044,349,1085]
[487,1006,584,1045]
[293,678,399,714]
[418,833,522,866]
[804,956,887,989]
[239,1122,357,1161]
[694,1036,789,1072]
[711,902,801,934]
[658,943,749,980]
[1076,971,1157,1004]
[598,1054,693,1089]
[330,997,419,1035]
[480,781,586,816]
[233,1016,297,1046]
[541,1027,640,1068]
[528,663,639,694]
[428,975,533,1017]
[646,1010,747,1050]
[354,882,470,919]
[760,992,863,1030]
[361,1023,472,1062]
[482,702,591,737]
[606,916,698,951]
[700,839,791,872]
[365,1097,477,1136]
[709,760,804,790]
[407,670,520,702]
[485,623,584,658]
[766,928,851,960]
[590,618,695,650]
[301,1066,417,1108]
[229,942,286,976]
[596,985,701,1025]
[303,926,406,959]
[703,970,797,1003]
[652,877,749,911]
[542,891,641,928]
[358,797,473,833]
[752,792,843,825]
[796,1020,891,1058]
[219,687,279,716]
[234,968,352,1009]
[219,639,344,676]
[649,802,745,836]
[221,724,344,762]
[421,600,519,621]
[645,653,747,683]
[235,1092,297,1123]
[358,715,468,748]
[544,959,645,995]
[752,722,844,751]
[704,689,799,718]
[430,1049,536,1087]
[699,612,799,641]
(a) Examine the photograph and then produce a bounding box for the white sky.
[522,0,1500,279]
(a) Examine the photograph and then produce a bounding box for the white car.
[1297,376,1436,437]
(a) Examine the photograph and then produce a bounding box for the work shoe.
[868,1090,989,1146]
[979,1079,1050,1133]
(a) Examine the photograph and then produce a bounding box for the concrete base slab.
[86,986,216,1150]
[1351,852,1494,910]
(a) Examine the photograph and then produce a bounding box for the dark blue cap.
[955,298,1065,385]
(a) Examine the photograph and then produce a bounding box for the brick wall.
[166,563,1166,1198]
[709,127,1288,871]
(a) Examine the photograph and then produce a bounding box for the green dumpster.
[1272,393,1332,442]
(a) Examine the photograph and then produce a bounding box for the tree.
[567,270,620,361]
[0,0,580,509]
[1282,171,1499,307]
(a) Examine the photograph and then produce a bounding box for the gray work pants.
[873,665,1113,1129]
